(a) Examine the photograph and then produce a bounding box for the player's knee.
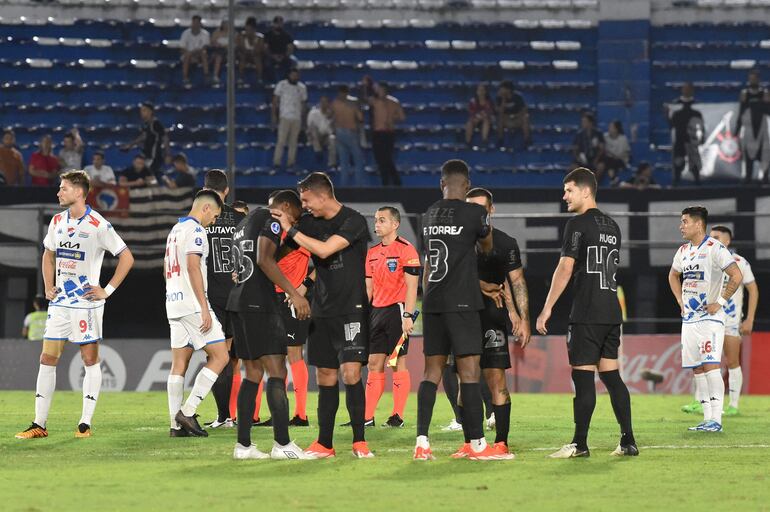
[341,367,361,385]
[39,353,59,366]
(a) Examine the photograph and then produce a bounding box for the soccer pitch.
[2,391,769,512]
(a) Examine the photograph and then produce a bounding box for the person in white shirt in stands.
[306,96,336,168]
[272,68,307,170]
[83,151,116,187]
[58,129,84,172]
[209,20,230,85]
[604,120,631,187]
[180,15,210,85]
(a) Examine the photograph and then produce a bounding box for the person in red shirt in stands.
[28,135,61,186]
[362,206,420,428]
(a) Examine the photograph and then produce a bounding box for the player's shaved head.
[564,167,597,197]
[194,189,224,209]
[441,159,470,182]
[269,189,302,211]
[298,172,334,198]
[711,225,732,240]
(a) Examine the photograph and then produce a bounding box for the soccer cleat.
[175,411,208,437]
[352,441,375,458]
[486,412,496,431]
[688,421,709,431]
[548,443,590,459]
[493,442,515,459]
[304,440,336,459]
[288,415,310,427]
[271,441,314,460]
[204,418,234,429]
[340,418,375,427]
[441,418,463,432]
[15,423,48,439]
[74,423,91,438]
[611,443,639,456]
[681,400,703,414]
[724,406,740,417]
[382,414,404,428]
[702,420,723,432]
[451,443,472,459]
[169,428,190,438]
[413,445,436,461]
[469,443,513,461]
[233,443,270,460]
[253,417,273,427]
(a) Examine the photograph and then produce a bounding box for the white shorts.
[724,319,741,338]
[681,320,724,368]
[44,305,103,344]
[169,312,226,351]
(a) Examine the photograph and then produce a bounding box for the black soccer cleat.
[340,418,375,427]
[174,411,208,437]
[288,415,310,427]
[169,427,190,438]
[253,417,273,427]
[382,414,404,428]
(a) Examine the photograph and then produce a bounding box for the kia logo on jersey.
[59,240,81,250]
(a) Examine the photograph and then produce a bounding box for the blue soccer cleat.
[687,421,708,431]
[702,420,723,432]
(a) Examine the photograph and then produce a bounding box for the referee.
[536,168,637,458]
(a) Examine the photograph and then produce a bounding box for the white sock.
[694,373,711,422]
[34,364,57,428]
[470,438,488,452]
[167,374,184,429]
[180,367,218,417]
[728,367,743,408]
[79,362,102,426]
[416,435,430,448]
[705,369,725,425]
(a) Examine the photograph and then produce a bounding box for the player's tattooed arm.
[668,268,684,314]
[508,268,531,347]
[706,262,743,315]
[271,208,350,259]
[480,280,503,308]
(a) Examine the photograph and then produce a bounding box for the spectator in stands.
[210,20,231,85]
[604,120,631,186]
[737,69,770,183]
[163,153,196,189]
[22,296,47,341]
[121,102,169,178]
[620,161,660,190]
[58,128,84,171]
[119,154,156,188]
[666,83,704,186]
[366,81,406,186]
[83,151,116,187]
[272,68,307,171]
[465,83,495,146]
[496,80,531,147]
[307,96,336,168]
[237,16,264,84]
[264,16,295,83]
[180,15,210,85]
[571,112,606,181]
[28,135,61,186]
[332,84,366,186]
[0,129,25,186]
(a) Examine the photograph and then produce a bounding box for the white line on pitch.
[385,444,770,453]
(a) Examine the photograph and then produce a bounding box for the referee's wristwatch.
[402,311,414,319]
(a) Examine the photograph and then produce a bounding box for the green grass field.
[1,391,769,512]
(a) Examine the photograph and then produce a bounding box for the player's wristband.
[105,284,116,297]
[287,227,299,239]
[302,276,314,288]
[717,296,728,307]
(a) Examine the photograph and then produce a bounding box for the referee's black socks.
[416,381,438,437]
[571,369,596,451]
[344,381,366,443]
[460,383,484,440]
[237,379,259,447]
[266,377,291,446]
[317,385,339,449]
[599,369,635,445]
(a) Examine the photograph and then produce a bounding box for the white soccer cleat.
[233,442,270,460]
[441,418,463,432]
[205,418,234,429]
[486,413,496,431]
[547,443,590,459]
[271,441,315,460]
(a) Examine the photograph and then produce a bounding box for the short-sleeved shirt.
[59,148,82,171]
[671,236,737,324]
[29,152,60,186]
[275,231,311,293]
[44,206,127,310]
[205,203,246,305]
[561,208,622,325]
[227,208,283,313]
[573,128,604,163]
[264,29,293,55]
[295,206,368,317]
[422,199,491,313]
[722,251,755,322]
[366,237,421,308]
[180,28,210,52]
[274,80,307,121]
[498,92,526,116]
[165,216,211,319]
[83,164,116,185]
[477,227,522,293]
[23,310,47,340]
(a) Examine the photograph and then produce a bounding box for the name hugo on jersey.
[424,225,464,236]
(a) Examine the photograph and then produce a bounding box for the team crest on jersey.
[195,237,203,246]
[270,222,281,235]
[67,227,76,237]
[387,258,398,272]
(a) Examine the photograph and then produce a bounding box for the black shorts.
[232,311,287,361]
[276,293,309,346]
[423,311,482,357]
[369,303,407,356]
[567,323,621,366]
[307,313,368,369]
[480,306,510,370]
[211,302,234,340]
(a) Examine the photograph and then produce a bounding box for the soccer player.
[16,170,134,439]
[460,187,531,457]
[271,172,373,459]
[165,190,230,437]
[228,190,312,459]
[362,206,420,428]
[413,159,509,461]
[200,170,246,429]
[668,208,743,432]
[536,168,637,458]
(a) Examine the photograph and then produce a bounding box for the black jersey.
[561,208,622,325]
[670,101,704,151]
[422,199,491,313]
[296,205,368,318]
[477,228,522,309]
[206,203,246,305]
[226,208,283,313]
[739,86,768,137]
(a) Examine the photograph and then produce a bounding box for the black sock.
[599,370,634,444]
[416,381,438,437]
[317,385,339,449]
[345,380,366,443]
[480,379,494,420]
[442,366,461,422]
[571,369,596,451]
[211,362,233,422]
[460,382,484,440]
[493,402,511,445]
[266,377,290,446]
[236,379,259,447]
[458,405,470,443]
